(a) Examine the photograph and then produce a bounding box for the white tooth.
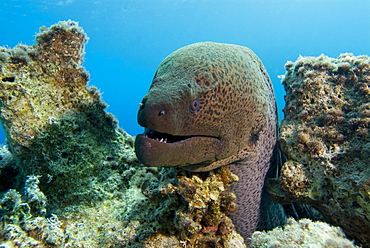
[159,138,164,143]
[164,138,167,143]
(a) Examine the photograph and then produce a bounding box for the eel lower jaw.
[134,129,222,168]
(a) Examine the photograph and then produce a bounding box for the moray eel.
[135,42,278,241]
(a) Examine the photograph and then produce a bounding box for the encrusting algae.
[0,21,245,247]
[0,20,142,212]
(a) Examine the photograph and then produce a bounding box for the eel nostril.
[158,110,165,116]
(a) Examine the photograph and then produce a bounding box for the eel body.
[135,42,277,241]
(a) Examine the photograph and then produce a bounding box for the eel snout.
[135,95,223,168]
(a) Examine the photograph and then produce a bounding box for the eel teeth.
[159,138,167,143]
[155,138,167,143]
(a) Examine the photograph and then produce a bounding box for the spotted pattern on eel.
[135,42,277,242]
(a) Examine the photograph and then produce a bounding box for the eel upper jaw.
[134,128,223,168]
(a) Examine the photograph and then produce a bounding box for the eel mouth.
[143,129,203,144]
[135,128,223,168]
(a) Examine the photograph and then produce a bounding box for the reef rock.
[250,217,358,248]
[0,20,138,207]
[267,53,370,246]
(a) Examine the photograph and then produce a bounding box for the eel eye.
[189,99,200,113]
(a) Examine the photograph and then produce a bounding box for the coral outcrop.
[170,167,245,247]
[0,20,138,207]
[0,21,243,247]
[267,53,370,246]
[250,217,358,247]
[141,166,246,248]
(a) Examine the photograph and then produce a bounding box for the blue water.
[0,0,369,142]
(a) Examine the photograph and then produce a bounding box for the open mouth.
[144,129,196,143]
[136,128,223,170]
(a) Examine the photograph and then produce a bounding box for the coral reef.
[0,177,65,246]
[169,167,245,247]
[267,53,370,246]
[1,166,244,247]
[0,20,138,207]
[250,217,358,248]
[5,20,368,248]
[0,145,18,192]
[140,166,245,248]
[0,21,243,247]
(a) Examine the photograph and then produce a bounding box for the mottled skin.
[135,42,277,242]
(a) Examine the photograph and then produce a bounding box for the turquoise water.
[0,0,369,140]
